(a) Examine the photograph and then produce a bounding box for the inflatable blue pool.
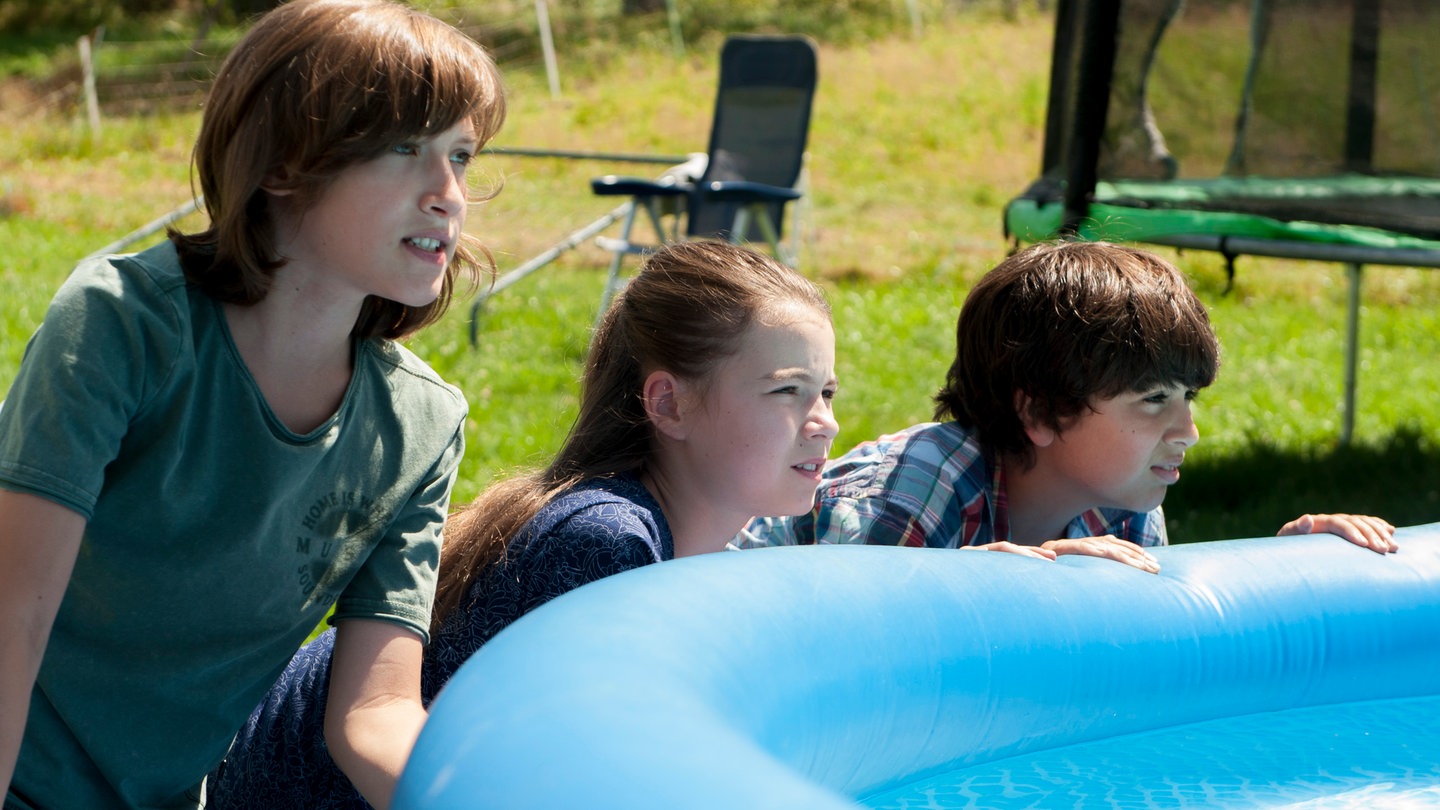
[395,524,1440,809]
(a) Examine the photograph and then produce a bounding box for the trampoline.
[1004,0,1440,443]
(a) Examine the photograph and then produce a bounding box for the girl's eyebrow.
[764,368,814,382]
[765,368,837,387]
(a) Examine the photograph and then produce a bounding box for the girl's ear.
[1015,390,1056,448]
[643,370,688,440]
[259,165,296,196]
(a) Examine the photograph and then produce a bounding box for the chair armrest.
[700,180,803,203]
[591,175,692,197]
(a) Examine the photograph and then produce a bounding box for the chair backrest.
[688,34,819,241]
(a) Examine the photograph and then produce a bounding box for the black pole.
[1343,0,1380,173]
[1062,0,1121,235]
[1041,0,1081,175]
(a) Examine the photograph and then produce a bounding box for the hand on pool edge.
[963,541,1058,562]
[965,537,1162,574]
[1042,535,1161,574]
[1278,513,1398,554]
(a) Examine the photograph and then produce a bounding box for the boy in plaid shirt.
[740,241,1396,568]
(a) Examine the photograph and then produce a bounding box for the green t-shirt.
[0,242,466,809]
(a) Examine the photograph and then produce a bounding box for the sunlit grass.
[3,5,1439,545]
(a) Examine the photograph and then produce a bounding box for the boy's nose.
[1168,405,1200,447]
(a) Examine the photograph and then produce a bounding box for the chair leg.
[730,203,790,265]
[597,199,641,324]
[730,206,753,246]
[641,201,672,245]
[751,205,787,264]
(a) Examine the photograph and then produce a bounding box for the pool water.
[862,693,1440,809]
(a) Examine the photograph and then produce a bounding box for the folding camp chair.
[590,33,819,315]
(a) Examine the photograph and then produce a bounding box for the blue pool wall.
[395,523,1440,809]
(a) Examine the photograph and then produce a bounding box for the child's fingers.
[1279,513,1398,554]
[964,542,1059,561]
[1337,514,1399,554]
[1276,514,1316,536]
[1044,536,1161,574]
[1095,538,1161,574]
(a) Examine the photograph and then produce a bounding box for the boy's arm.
[324,619,428,810]
[0,490,86,798]
[1278,513,1397,554]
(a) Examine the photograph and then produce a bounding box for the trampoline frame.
[1009,0,1440,444]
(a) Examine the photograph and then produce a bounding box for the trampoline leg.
[1341,262,1362,446]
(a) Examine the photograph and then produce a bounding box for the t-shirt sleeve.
[0,256,182,517]
[329,420,464,644]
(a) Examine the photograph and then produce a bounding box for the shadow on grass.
[1165,426,1440,543]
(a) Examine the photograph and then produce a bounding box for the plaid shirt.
[738,421,1167,549]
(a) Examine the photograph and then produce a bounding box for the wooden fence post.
[533,0,562,99]
[77,28,104,137]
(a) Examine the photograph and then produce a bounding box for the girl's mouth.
[404,236,445,253]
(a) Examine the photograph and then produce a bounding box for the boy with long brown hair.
[0,1,506,806]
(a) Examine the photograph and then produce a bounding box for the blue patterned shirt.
[738,421,1167,549]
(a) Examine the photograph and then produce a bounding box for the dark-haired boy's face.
[1035,382,1200,516]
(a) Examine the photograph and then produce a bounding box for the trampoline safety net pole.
[1342,263,1362,446]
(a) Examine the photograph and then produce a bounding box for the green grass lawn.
[2,3,1438,543]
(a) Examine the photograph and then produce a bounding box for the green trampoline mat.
[1006,176,1440,253]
